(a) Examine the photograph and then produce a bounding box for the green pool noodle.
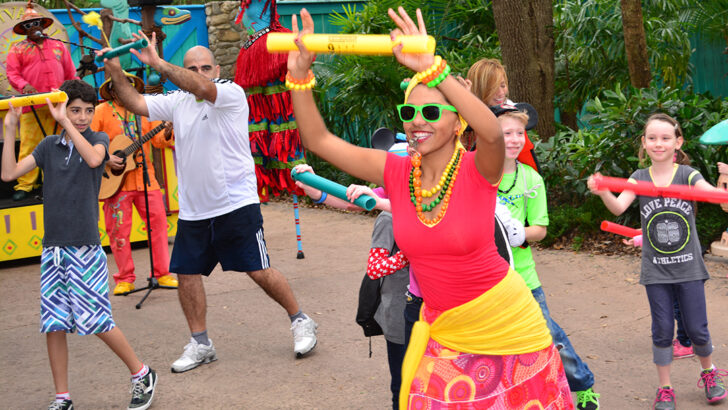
[291,169,377,211]
[96,38,149,62]
[700,119,728,145]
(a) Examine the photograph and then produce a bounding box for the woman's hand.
[287,8,316,79]
[388,7,433,73]
[3,101,22,130]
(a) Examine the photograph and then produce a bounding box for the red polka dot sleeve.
[366,247,409,280]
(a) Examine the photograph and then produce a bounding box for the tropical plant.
[317,0,500,146]
[680,0,728,49]
[554,0,693,128]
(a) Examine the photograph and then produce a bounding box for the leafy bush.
[538,84,728,245]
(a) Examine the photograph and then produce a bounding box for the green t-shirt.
[496,163,548,290]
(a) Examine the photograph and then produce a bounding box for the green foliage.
[679,0,728,46]
[695,203,728,249]
[541,196,615,247]
[554,0,693,116]
[318,0,500,145]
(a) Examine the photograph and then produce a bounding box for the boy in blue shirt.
[1,80,158,410]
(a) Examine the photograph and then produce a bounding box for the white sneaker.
[171,338,217,373]
[291,316,318,358]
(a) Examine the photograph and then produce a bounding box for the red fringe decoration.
[234,29,290,88]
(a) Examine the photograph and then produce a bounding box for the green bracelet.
[427,64,451,88]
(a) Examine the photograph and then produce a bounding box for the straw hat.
[99,72,145,101]
[13,2,54,35]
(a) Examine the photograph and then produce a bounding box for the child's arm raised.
[587,172,636,216]
[46,99,106,168]
[1,103,37,182]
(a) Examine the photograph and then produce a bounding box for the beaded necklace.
[409,143,466,226]
[109,101,138,140]
[498,161,519,195]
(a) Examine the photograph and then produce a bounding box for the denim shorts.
[40,245,115,335]
[170,204,271,275]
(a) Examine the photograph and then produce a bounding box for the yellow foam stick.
[0,91,68,111]
[266,33,436,55]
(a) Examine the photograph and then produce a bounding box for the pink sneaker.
[673,339,695,359]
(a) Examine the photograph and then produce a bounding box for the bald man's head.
[183,46,220,80]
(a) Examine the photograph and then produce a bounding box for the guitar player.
[91,72,178,295]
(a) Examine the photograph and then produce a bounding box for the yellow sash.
[399,269,552,409]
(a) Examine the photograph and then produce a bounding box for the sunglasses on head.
[22,20,42,30]
[397,103,457,123]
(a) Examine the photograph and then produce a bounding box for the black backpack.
[355,274,383,337]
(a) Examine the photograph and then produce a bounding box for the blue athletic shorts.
[40,245,116,335]
[170,203,271,275]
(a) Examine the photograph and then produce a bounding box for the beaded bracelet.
[414,55,450,88]
[426,64,451,88]
[285,70,316,91]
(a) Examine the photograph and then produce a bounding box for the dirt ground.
[1,201,728,409]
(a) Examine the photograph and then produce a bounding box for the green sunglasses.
[397,103,457,123]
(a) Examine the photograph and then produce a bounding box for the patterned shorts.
[40,245,116,335]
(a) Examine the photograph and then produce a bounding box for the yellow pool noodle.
[266,33,436,55]
[0,91,68,110]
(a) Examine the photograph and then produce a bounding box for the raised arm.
[101,49,149,117]
[288,10,387,186]
[128,31,217,104]
[47,99,106,168]
[2,104,37,181]
[388,7,504,184]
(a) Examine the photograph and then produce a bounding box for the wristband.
[313,191,328,204]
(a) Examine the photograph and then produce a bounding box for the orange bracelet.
[285,70,316,91]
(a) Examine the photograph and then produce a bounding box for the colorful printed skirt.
[406,305,573,409]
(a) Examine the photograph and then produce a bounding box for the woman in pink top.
[288,7,571,409]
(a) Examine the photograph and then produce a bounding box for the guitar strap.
[109,101,138,141]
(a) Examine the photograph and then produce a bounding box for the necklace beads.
[409,146,465,226]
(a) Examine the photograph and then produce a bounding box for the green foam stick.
[291,169,377,211]
[96,39,149,62]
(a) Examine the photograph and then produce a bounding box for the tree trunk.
[620,0,651,88]
[493,0,556,140]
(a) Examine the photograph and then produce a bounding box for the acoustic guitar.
[98,121,169,200]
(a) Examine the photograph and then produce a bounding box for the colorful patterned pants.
[16,106,56,192]
[103,189,170,283]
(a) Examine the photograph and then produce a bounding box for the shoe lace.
[48,402,64,410]
[130,379,146,400]
[655,388,675,403]
[698,368,728,389]
[291,318,315,341]
[576,389,600,406]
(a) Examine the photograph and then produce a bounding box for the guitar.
[98,121,169,200]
